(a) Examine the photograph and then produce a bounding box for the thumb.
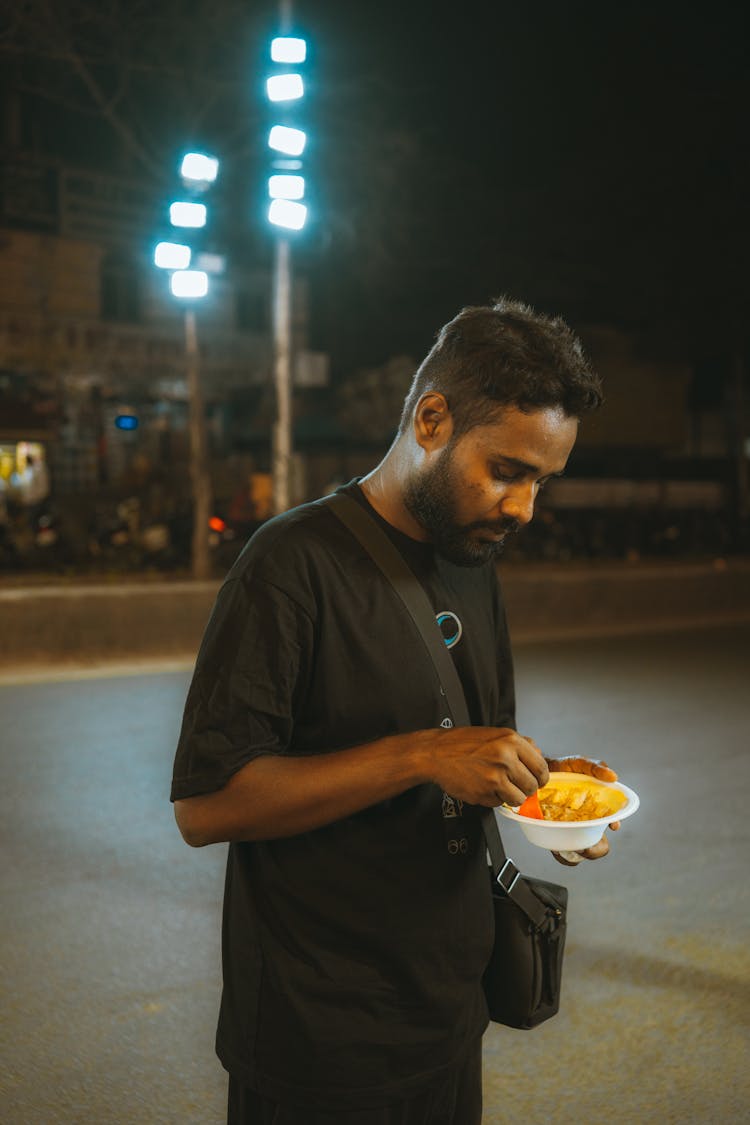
[546,756,618,783]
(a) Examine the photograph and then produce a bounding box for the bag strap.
[326,491,550,927]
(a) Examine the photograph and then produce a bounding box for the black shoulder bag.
[327,492,568,1030]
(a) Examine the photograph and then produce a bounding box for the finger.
[505,759,547,799]
[609,820,621,832]
[492,754,548,806]
[552,850,583,867]
[591,759,618,782]
[488,733,548,793]
[512,736,549,786]
[545,755,585,774]
[491,782,529,808]
[546,756,618,782]
[553,833,612,866]
[495,756,546,804]
[578,834,611,861]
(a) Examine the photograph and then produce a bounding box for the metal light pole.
[267,0,307,515]
[154,152,219,579]
[271,236,293,514]
[184,307,212,579]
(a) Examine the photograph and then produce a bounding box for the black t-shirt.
[171,481,516,1110]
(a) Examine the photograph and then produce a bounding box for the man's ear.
[413,392,453,450]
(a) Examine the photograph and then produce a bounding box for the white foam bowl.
[496,772,640,851]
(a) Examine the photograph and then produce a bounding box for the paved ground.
[1,622,748,1123]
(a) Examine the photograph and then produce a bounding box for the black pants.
[227,1041,483,1125]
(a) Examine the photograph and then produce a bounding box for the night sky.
[4,0,749,376]
[300,1,749,373]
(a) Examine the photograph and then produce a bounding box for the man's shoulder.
[227,486,361,587]
[248,492,343,551]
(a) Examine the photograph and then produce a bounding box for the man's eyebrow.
[494,455,537,473]
[493,455,566,478]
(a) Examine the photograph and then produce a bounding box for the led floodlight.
[180,152,219,183]
[268,175,305,200]
[169,201,207,228]
[154,241,192,270]
[268,126,307,156]
[268,198,307,231]
[271,37,307,63]
[266,74,304,102]
[170,270,209,298]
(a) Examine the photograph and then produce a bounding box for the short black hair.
[398,297,603,438]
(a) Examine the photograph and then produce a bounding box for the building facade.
[0,154,326,513]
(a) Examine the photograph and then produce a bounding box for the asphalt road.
[1,623,748,1124]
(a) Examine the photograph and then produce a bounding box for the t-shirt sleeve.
[170,574,313,801]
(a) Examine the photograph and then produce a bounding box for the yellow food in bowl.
[537,778,627,822]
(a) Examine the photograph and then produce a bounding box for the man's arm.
[174,725,548,846]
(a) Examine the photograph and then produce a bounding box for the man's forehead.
[461,405,578,468]
[466,404,578,440]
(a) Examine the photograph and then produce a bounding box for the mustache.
[465,517,521,536]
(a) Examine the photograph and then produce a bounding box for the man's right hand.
[423,726,549,808]
[175,725,548,847]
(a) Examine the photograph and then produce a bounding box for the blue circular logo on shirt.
[436,611,462,649]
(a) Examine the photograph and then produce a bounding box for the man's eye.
[492,467,521,482]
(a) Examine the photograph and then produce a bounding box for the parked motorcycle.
[87,497,177,571]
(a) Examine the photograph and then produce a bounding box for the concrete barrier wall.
[1,561,749,670]
[0,581,218,668]
[500,560,750,640]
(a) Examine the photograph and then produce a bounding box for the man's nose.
[500,482,537,526]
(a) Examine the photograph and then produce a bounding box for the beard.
[403,452,520,567]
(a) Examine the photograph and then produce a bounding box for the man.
[171,297,615,1124]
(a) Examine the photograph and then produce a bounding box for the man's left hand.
[543,755,620,866]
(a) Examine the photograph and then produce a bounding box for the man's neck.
[359,457,429,543]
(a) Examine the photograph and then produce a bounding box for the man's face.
[403,404,578,566]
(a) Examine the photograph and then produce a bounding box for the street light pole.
[271,236,293,514]
[184,307,212,579]
[154,150,219,579]
[267,0,306,516]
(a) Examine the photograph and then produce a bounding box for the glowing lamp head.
[169,201,207,228]
[180,152,219,184]
[268,174,305,200]
[266,73,304,102]
[271,37,306,63]
[268,125,307,157]
[154,241,191,270]
[170,270,209,299]
[268,198,307,231]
